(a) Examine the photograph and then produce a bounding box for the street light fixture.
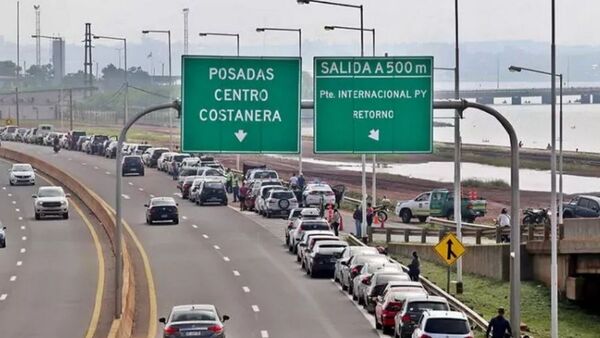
[93,34,128,125]
[198,32,240,57]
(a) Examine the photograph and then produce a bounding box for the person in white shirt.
[289,173,298,187]
[497,208,511,242]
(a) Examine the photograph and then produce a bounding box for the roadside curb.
[0,148,137,338]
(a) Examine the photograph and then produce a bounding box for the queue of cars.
[281,207,474,337]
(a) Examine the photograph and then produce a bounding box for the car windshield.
[38,188,65,198]
[171,310,216,322]
[180,168,198,176]
[424,318,470,334]
[272,191,294,199]
[205,182,224,189]
[408,302,449,312]
[12,164,33,171]
[254,171,277,179]
[205,169,223,176]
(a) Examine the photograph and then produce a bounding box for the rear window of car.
[272,191,294,199]
[124,157,142,164]
[376,274,408,285]
[171,310,216,322]
[408,302,449,312]
[353,255,387,265]
[206,182,224,189]
[424,318,470,334]
[205,169,223,176]
[95,135,108,142]
[316,244,347,255]
[180,168,198,176]
[300,222,329,230]
[173,155,189,162]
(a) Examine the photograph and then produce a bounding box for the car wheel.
[9,181,14,186]
[146,218,152,225]
[140,171,145,176]
[63,212,69,220]
[309,267,316,278]
[341,282,348,291]
[266,212,271,218]
[173,218,179,225]
[375,318,382,330]
[0,240,5,248]
[348,282,353,295]
[352,292,358,301]
[400,209,412,224]
[35,212,41,220]
[418,216,428,223]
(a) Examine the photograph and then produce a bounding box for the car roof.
[579,195,600,202]
[423,310,467,320]
[315,240,347,246]
[171,304,216,312]
[38,186,64,192]
[386,280,422,287]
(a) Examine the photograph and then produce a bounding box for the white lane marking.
[15,208,20,212]
[18,217,23,221]
[173,192,183,198]
[20,226,25,230]
[251,305,260,312]
[242,286,250,293]
[21,236,26,241]
[213,245,220,250]
[330,280,387,337]
[94,166,99,170]
[128,182,133,186]
[68,158,72,161]
[11,201,16,205]
[7,193,12,197]
[223,256,230,262]
[182,216,188,220]
[105,171,111,175]
[202,234,208,238]
[20,248,26,253]
[9,276,17,282]
[139,188,144,192]
[16,261,22,266]
[233,270,240,276]
[149,194,155,198]
[2,187,6,190]
[192,224,198,229]
[0,294,7,301]
[261,330,269,338]
[81,163,87,166]
[121,194,130,200]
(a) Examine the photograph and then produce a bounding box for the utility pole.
[15,88,20,125]
[34,5,41,67]
[69,89,73,130]
[183,8,189,54]
[454,0,464,292]
[16,1,20,80]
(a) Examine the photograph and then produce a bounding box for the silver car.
[159,304,229,338]
[32,186,70,220]
[9,163,36,185]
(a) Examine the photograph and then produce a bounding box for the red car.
[374,289,427,334]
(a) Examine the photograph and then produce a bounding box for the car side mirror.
[158,317,166,324]
[222,315,230,322]
[341,260,348,266]
[144,204,149,208]
[65,193,71,198]
[2,227,6,230]
[32,194,37,198]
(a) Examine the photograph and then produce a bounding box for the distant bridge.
[435,87,600,104]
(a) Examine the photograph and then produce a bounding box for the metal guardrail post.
[385,228,392,243]
[404,229,410,243]
[528,224,535,241]
[367,226,373,243]
[421,229,427,243]
[475,230,482,245]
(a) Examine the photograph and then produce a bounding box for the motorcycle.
[522,208,551,226]
[53,144,60,153]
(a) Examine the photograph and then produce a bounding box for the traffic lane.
[5,143,381,337]
[0,159,99,338]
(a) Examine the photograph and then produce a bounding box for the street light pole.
[558,74,563,226]
[93,35,128,124]
[256,27,303,174]
[453,0,464,292]
[550,1,558,336]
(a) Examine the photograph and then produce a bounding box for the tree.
[25,64,54,86]
[0,61,20,77]
[62,71,87,88]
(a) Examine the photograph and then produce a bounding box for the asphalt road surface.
[5,142,383,338]
[0,157,103,338]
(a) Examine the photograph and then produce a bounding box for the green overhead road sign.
[181,56,301,153]
[314,56,433,154]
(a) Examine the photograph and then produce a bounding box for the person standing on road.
[238,181,248,211]
[289,173,298,188]
[497,208,511,243]
[225,169,233,193]
[381,195,392,211]
[171,160,178,180]
[485,308,512,338]
[353,205,362,238]
[297,174,305,191]
[232,174,240,203]
[366,203,374,227]
[408,251,420,281]
[330,207,341,236]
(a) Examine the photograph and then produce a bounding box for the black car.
[145,197,179,225]
[146,148,169,168]
[68,131,86,150]
[197,181,228,206]
[122,156,145,176]
[89,135,109,155]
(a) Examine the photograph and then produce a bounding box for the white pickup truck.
[395,189,487,224]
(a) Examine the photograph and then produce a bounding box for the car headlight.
[61,200,67,206]
[36,201,43,206]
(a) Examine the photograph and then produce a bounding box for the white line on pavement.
[20,248,25,253]
[17,217,22,221]
[3,187,6,190]
[0,294,7,301]
[15,208,19,212]
[11,201,16,204]
[233,270,240,276]
[149,194,155,198]
[261,330,269,338]
[202,233,208,238]
[20,226,25,230]
[182,216,188,220]
[21,236,26,241]
[7,193,12,197]
[105,171,111,175]
[81,163,87,166]
[223,256,230,262]
[16,261,22,266]
[192,224,198,229]
[94,166,99,170]
[251,305,260,312]
[128,182,133,186]
[139,188,144,192]
[68,158,72,161]
[213,245,220,250]
[242,286,250,293]
[9,276,16,282]
[173,192,183,198]
[121,194,130,200]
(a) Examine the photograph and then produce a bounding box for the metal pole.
[15,88,20,125]
[454,0,463,290]
[371,29,376,207]
[359,5,367,239]
[558,74,563,225]
[550,1,559,337]
[298,29,303,175]
[236,34,241,171]
[115,100,181,318]
[17,1,20,80]
[168,31,173,150]
[69,89,73,130]
[124,39,128,125]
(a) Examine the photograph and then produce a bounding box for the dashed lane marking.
[94,166,99,170]
[9,276,16,282]
[192,224,198,229]
[182,216,188,220]
[82,163,87,166]
[139,188,144,192]
[20,248,25,253]
[242,286,250,293]
[18,217,23,221]
[16,261,22,266]
[149,194,155,198]
[213,245,220,250]
[233,270,240,276]
[202,233,208,238]
[20,226,25,230]
[121,194,130,200]
[105,171,110,175]
[11,201,16,204]
[15,208,19,212]
[261,330,269,338]
[251,305,260,312]
[7,193,12,197]
[0,294,7,301]
[21,236,26,241]
[223,256,230,262]
[128,182,133,186]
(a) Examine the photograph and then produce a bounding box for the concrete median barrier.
[0,147,136,338]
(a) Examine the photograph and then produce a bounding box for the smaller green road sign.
[181,56,301,153]
[314,56,433,154]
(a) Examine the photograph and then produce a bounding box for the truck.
[562,195,600,219]
[394,189,487,224]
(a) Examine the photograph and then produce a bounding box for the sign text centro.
[314,56,433,154]
[181,56,301,153]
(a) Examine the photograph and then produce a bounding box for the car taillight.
[385,301,402,312]
[164,326,179,334]
[401,314,411,323]
[208,325,223,334]
[420,335,432,338]
[350,266,361,277]
[361,276,371,285]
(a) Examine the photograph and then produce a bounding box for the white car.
[196,167,227,184]
[246,169,279,183]
[9,163,36,185]
[263,189,299,218]
[289,217,330,254]
[255,185,286,216]
[0,225,6,248]
[411,310,474,338]
[32,186,70,220]
[157,152,176,172]
[302,183,336,207]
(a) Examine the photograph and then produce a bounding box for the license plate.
[185,332,202,336]
[161,214,169,218]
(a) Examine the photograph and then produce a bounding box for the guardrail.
[0,148,136,338]
[346,233,489,332]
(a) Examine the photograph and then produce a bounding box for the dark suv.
[122,156,145,176]
[88,135,109,155]
[197,181,228,206]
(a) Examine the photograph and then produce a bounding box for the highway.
[0,157,108,338]
[4,142,383,338]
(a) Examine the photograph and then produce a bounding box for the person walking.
[238,182,248,211]
[366,203,374,227]
[352,205,362,238]
[171,160,178,180]
[330,207,341,236]
[381,195,392,211]
[297,174,305,191]
[497,208,511,243]
[485,308,512,338]
[232,174,240,203]
[225,168,233,193]
[289,173,298,188]
[407,251,420,281]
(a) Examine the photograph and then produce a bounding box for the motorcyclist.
[53,135,60,152]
